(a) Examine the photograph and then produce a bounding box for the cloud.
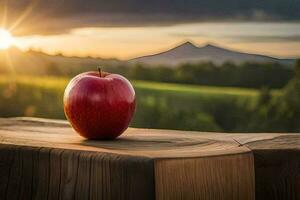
[1,0,300,36]
[231,35,300,43]
[171,33,300,43]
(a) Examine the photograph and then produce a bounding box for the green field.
[0,75,278,132]
[0,75,263,96]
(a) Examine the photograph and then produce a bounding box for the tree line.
[100,61,293,89]
[1,58,294,89]
[248,60,300,132]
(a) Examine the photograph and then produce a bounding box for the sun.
[0,28,14,50]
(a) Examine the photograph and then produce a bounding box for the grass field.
[0,75,278,132]
[0,75,264,95]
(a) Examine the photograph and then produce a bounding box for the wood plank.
[30,147,42,200]
[33,148,51,200]
[155,153,255,200]
[89,153,155,200]
[1,117,298,199]
[18,146,34,200]
[75,151,92,200]
[234,135,300,200]
[48,148,64,200]
[0,145,155,200]
[59,150,80,200]
[6,146,22,200]
[0,145,15,199]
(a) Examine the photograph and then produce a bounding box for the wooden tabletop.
[0,117,297,157]
[0,117,299,200]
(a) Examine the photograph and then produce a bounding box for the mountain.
[130,42,295,66]
[0,43,295,75]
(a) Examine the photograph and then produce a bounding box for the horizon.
[3,35,299,61]
[12,22,300,60]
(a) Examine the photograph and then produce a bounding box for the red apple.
[63,70,136,139]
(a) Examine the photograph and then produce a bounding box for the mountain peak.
[177,42,221,50]
[173,41,198,51]
[180,41,197,47]
[202,43,220,49]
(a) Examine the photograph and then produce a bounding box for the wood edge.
[0,117,69,126]
[0,143,154,160]
[0,139,253,159]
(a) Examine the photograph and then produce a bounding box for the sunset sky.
[1,0,300,59]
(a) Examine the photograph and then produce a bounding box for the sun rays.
[7,0,39,33]
[0,0,39,43]
[0,0,39,75]
[0,28,14,50]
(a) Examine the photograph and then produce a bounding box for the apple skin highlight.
[64,71,136,139]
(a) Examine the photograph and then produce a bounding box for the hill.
[0,47,124,75]
[130,41,295,66]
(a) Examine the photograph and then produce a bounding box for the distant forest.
[85,62,293,89]
[0,58,295,89]
[106,62,293,89]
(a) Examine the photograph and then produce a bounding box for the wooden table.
[0,117,299,200]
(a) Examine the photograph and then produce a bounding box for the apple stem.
[98,67,101,77]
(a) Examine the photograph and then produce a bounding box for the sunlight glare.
[0,28,14,50]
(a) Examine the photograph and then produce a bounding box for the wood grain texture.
[0,117,299,200]
[155,153,255,200]
[0,145,15,199]
[0,117,252,159]
[0,144,154,200]
[240,135,300,200]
